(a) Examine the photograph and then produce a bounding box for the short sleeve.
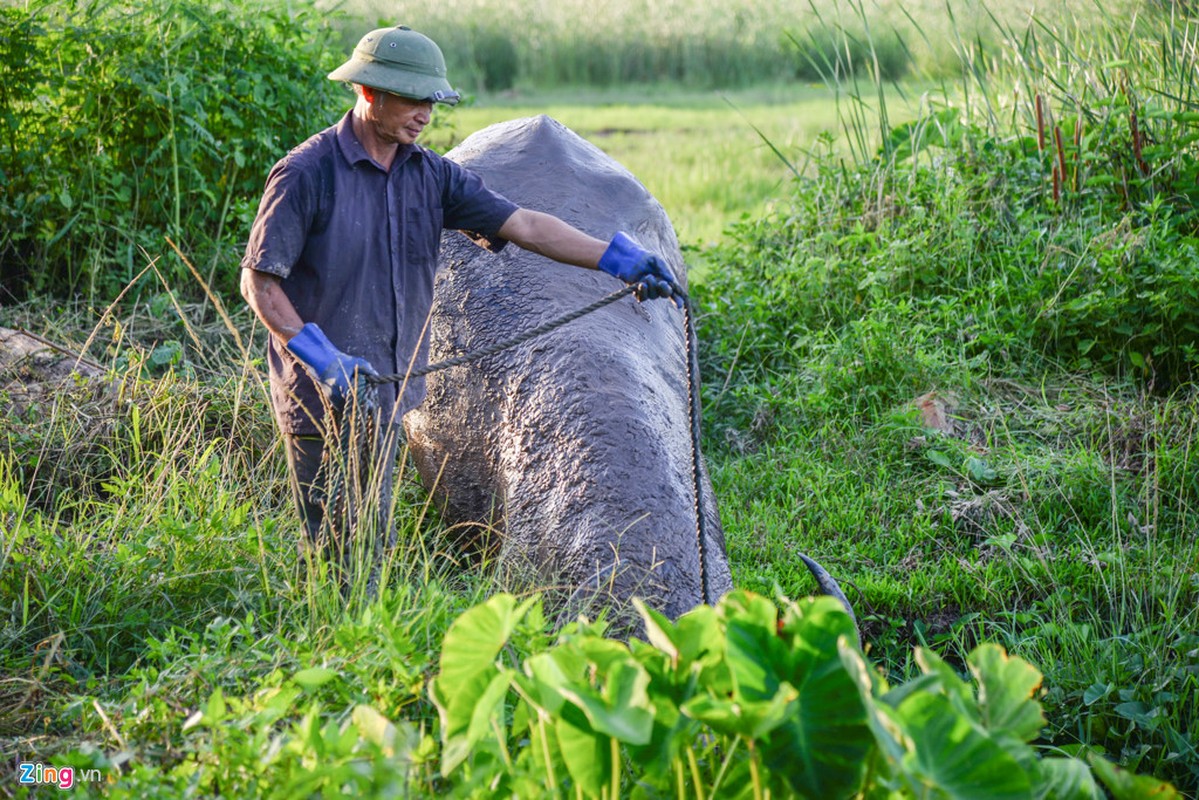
[439,159,519,253]
[240,158,315,278]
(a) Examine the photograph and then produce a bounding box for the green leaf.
[437,593,535,690]
[572,659,654,744]
[968,644,1047,743]
[351,705,403,758]
[431,592,538,772]
[523,651,573,718]
[965,455,998,483]
[555,716,610,798]
[896,693,1033,800]
[635,598,722,671]
[839,644,908,767]
[1034,757,1103,800]
[205,687,226,722]
[682,681,798,739]
[765,599,873,798]
[432,665,514,775]
[724,615,789,700]
[293,667,339,690]
[927,449,954,469]
[914,647,978,723]
[1083,683,1110,705]
[1088,753,1181,799]
[635,598,681,662]
[1113,701,1162,731]
[467,669,516,747]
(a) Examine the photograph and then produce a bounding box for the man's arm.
[496,208,607,269]
[240,267,376,402]
[240,268,304,340]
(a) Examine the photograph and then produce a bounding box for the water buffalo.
[402,115,733,622]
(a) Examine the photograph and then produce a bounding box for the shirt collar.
[334,110,423,171]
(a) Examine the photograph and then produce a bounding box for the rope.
[366,284,639,385]
[358,278,712,605]
[681,292,712,605]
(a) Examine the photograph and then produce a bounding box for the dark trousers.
[284,415,401,582]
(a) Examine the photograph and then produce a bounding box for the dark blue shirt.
[241,111,519,435]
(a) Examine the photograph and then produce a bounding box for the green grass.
[335,0,1141,91]
[426,83,924,248]
[3,0,1199,795]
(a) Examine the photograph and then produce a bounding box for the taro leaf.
[431,665,514,775]
[682,681,799,740]
[913,647,978,724]
[625,638,697,780]
[725,615,791,701]
[578,636,637,675]
[467,670,517,749]
[555,659,654,746]
[968,644,1047,744]
[839,643,908,768]
[764,599,873,799]
[896,693,1033,800]
[555,715,611,799]
[351,705,404,758]
[523,651,572,717]
[1088,752,1182,799]
[524,649,654,744]
[636,598,683,662]
[1034,757,1103,800]
[674,604,725,668]
[437,593,536,690]
[634,598,723,671]
[431,593,535,775]
[717,589,780,633]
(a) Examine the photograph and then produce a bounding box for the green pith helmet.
[328,25,460,106]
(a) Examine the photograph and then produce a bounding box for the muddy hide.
[403,115,732,622]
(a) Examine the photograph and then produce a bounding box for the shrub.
[426,591,1180,798]
[0,0,347,301]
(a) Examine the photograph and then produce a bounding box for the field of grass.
[331,0,1141,91]
[425,83,924,248]
[2,0,1198,796]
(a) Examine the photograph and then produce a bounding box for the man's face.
[365,89,433,146]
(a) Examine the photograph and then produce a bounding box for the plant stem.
[710,735,740,795]
[748,740,763,800]
[492,717,513,771]
[687,746,706,800]
[539,716,559,795]
[610,736,620,799]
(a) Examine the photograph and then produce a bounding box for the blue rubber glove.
[598,232,681,306]
[286,323,377,407]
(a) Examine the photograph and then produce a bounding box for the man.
[240,24,678,572]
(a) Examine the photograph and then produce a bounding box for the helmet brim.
[328,60,460,106]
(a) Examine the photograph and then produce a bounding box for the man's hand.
[286,323,378,407]
[598,232,680,305]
